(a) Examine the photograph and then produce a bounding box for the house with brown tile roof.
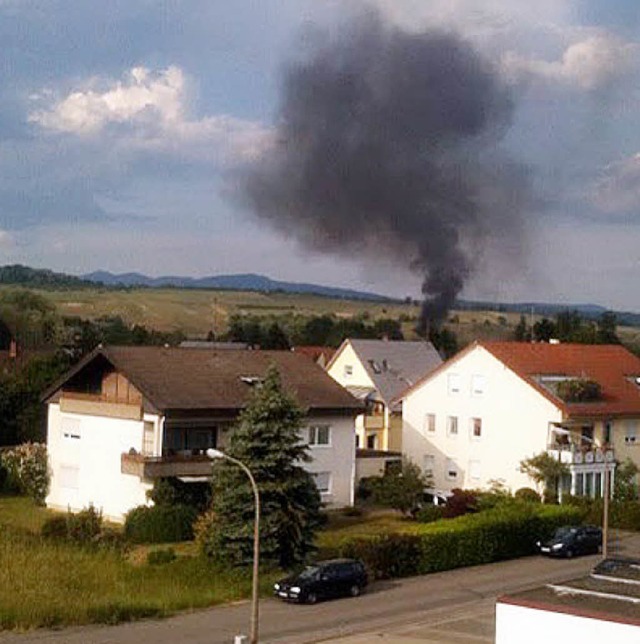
[43,345,362,521]
[399,341,640,496]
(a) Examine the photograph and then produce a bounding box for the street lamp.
[207,448,261,644]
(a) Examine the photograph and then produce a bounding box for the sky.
[0,1,639,310]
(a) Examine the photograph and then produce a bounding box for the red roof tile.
[482,342,640,418]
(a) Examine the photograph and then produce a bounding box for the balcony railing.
[547,445,614,466]
[121,452,213,478]
[363,414,385,430]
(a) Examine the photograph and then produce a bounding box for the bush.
[339,504,583,580]
[0,442,49,504]
[563,496,640,530]
[514,488,541,503]
[93,527,128,553]
[414,505,444,523]
[147,478,211,512]
[40,507,126,551]
[67,506,103,544]
[147,548,177,565]
[41,515,69,540]
[442,488,477,518]
[124,504,197,544]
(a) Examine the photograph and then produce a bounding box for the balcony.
[547,445,614,466]
[61,391,142,421]
[363,414,385,430]
[121,452,213,479]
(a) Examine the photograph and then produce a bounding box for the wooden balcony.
[61,391,142,421]
[121,452,213,479]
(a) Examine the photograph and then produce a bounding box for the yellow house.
[326,338,442,452]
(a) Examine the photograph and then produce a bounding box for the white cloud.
[503,33,639,90]
[591,153,640,214]
[29,66,273,164]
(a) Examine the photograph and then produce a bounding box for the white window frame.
[447,373,461,395]
[446,415,458,437]
[424,413,436,433]
[309,425,331,447]
[625,421,637,445]
[423,454,435,477]
[445,458,458,481]
[471,374,486,396]
[61,416,81,441]
[469,459,481,481]
[312,471,331,494]
[469,417,482,440]
[142,421,155,455]
[343,364,353,378]
[59,464,80,489]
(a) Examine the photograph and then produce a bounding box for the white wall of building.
[496,602,640,644]
[327,342,374,390]
[46,403,156,522]
[303,414,356,507]
[402,345,563,493]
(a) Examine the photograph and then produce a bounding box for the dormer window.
[240,376,263,386]
[368,360,382,374]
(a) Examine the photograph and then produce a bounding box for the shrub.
[563,496,640,531]
[124,504,197,544]
[514,488,541,503]
[0,442,49,504]
[370,459,430,516]
[147,548,177,565]
[338,504,583,580]
[93,527,128,553]
[147,477,211,512]
[414,505,444,523]
[41,515,69,540]
[67,506,103,544]
[442,489,477,518]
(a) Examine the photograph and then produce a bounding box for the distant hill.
[82,270,392,302]
[0,264,94,289]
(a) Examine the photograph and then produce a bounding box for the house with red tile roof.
[399,341,640,496]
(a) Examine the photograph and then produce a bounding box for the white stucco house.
[326,338,442,452]
[400,341,640,496]
[44,345,362,521]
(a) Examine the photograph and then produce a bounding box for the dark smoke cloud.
[242,10,529,329]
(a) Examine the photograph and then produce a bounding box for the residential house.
[400,341,640,496]
[326,339,442,452]
[44,345,362,521]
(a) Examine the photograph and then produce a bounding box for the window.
[313,472,331,494]
[470,417,482,439]
[61,416,81,441]
[343,364,353,378]
[471,375,486,396]
[447,374,461,395]
[446,416,458,436]
[445,459,458,480]
[309,425,331,446]
[424,413,436,433]
[423,454,435,477]
[625,421,637,444]
[469,460,481,481]
[59,465,79,489]
[366,433,378,449]
[604,421,612,444]
[142,421,154,455]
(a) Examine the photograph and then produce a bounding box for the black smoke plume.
[242,11,528,332]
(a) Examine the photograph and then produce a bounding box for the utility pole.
[602,466,610,559]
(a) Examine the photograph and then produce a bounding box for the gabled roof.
[45,346,362,413]
[400,340,640,418]
[329,338,442,406]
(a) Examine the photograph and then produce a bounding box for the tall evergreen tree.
[198,365,322,567]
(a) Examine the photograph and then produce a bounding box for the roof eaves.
[324,338,351,372]
[41,345,105,403]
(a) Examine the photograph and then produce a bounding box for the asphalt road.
[2,532,638,644]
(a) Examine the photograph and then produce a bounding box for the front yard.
[0,496,272,630]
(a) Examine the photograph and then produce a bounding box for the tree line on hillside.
[514,310,620,345]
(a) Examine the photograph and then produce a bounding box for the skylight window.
[240,376,263,386]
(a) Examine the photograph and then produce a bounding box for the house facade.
[400,342,640,496]
[44,346,361,521]
[326,339,442,452]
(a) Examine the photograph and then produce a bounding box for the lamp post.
[207,448,260,644]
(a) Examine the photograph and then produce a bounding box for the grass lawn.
[0,496,278,630]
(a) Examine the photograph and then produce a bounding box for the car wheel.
[306,592,318,605]
[349,584,361,598]
[565,549,574,559]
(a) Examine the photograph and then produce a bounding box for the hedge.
[124,504,197,544]
[339,504,583,579]
[564,496,640,531]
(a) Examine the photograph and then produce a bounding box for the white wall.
[303,414,356,507]
[327,341,374,389]
[496,602,640,644]
[46,403,156,522]
[402,345,563,493]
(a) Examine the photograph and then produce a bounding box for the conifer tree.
[198,365,322,567]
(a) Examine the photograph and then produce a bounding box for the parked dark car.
[537,525,602,558]
[274,558,368,604]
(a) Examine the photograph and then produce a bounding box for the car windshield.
[297,566,321,580]
[553,527,578,539]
